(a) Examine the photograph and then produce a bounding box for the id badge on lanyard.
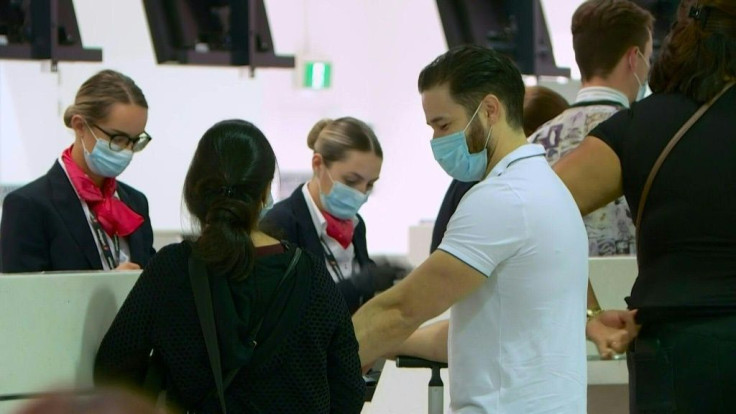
[89,214,120,269]
[320,237,347,282]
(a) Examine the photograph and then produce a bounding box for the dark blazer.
[261,184,375,313]
[430,179,478,253]
[0,161,155,273]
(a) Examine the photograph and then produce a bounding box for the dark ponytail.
[183,120,276,281]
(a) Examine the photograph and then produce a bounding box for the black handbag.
[144,245,302,413]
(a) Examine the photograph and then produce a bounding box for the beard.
[466,116,491,154]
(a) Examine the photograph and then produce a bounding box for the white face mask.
[633,49,650,101]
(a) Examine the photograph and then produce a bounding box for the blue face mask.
[430,103,492,182]
[319,170,369,220]
[259,193,274,221]
[83,124,133,177]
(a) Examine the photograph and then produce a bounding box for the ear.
[262,182,272,204]
[311,153,323,174]
[626,46,640,71]
[70,114,87,138]
[480,94,503,125]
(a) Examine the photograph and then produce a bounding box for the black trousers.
[627,314,736,413]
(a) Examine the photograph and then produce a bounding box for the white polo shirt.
[438,144,588,413]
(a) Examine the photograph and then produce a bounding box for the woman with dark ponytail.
[95,120,365,413]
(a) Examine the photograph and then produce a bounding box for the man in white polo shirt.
[352,45,588,413]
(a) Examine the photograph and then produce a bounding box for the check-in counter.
[0,270,140,413]
[0,232,637,414]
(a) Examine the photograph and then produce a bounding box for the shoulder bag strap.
[246,247,302,345]
[636,82,735,241]
[191,246,304,406]
[189,256,228,414]
[221,247,303,388]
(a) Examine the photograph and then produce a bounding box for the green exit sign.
[304,61,332,89]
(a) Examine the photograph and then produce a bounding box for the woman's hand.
[115,262,141,271]
[586,309,640,359]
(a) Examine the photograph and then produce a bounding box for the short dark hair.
[572,0,654,81]
[523,86,569,136]
[417,45,525,130]
[650,0,736,102]
[183,119,276,281]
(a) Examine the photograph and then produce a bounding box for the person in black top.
[0,70,155,273]
[555,2,736,411]
[262,117,401,314]
[95,120,365,413]
[430,86,569,252]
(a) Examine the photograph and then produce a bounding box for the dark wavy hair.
[418,45,526,131]
[183,119,276,281]
[650,0,736,102]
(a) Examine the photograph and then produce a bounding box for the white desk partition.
[586,256,638,385]
[0,270,140,409]
[588,256,638,310]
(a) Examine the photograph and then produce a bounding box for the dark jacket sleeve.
[118,182,156,268]
[0,191,50,273]
[94,247,169,386]
[315,258,365,413]
[261,201,299,242]
[430,180,477,252]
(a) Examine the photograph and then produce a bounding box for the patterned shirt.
[528,87,637,256]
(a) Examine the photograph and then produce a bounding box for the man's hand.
[586,309,639,359]
[115,262,141,271]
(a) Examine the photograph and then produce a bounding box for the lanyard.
[89,214,120,269]
[569,99,624,109]
[320,237,347,282]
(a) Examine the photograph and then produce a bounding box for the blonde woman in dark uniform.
[0,70,155,273]
[262,117,395,313]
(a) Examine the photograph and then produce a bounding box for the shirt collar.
[302,182,327,234]
[301,182,359,236]
[58,154,119,201]
[576,86,630,109]
[488,144,546,177]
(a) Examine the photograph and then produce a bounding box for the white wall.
[0,0,585,255]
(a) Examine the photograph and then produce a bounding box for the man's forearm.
[388,320,449,363]
[352,288,424,367]
[353,251,486,367]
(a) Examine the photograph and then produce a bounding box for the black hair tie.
[689,6,711,26]
[221,186,235,198]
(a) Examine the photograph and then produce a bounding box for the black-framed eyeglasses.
[90,122,152,153]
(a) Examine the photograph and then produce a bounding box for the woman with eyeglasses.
[0,70,156,273]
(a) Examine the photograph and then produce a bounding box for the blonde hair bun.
[307,118,333,150]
